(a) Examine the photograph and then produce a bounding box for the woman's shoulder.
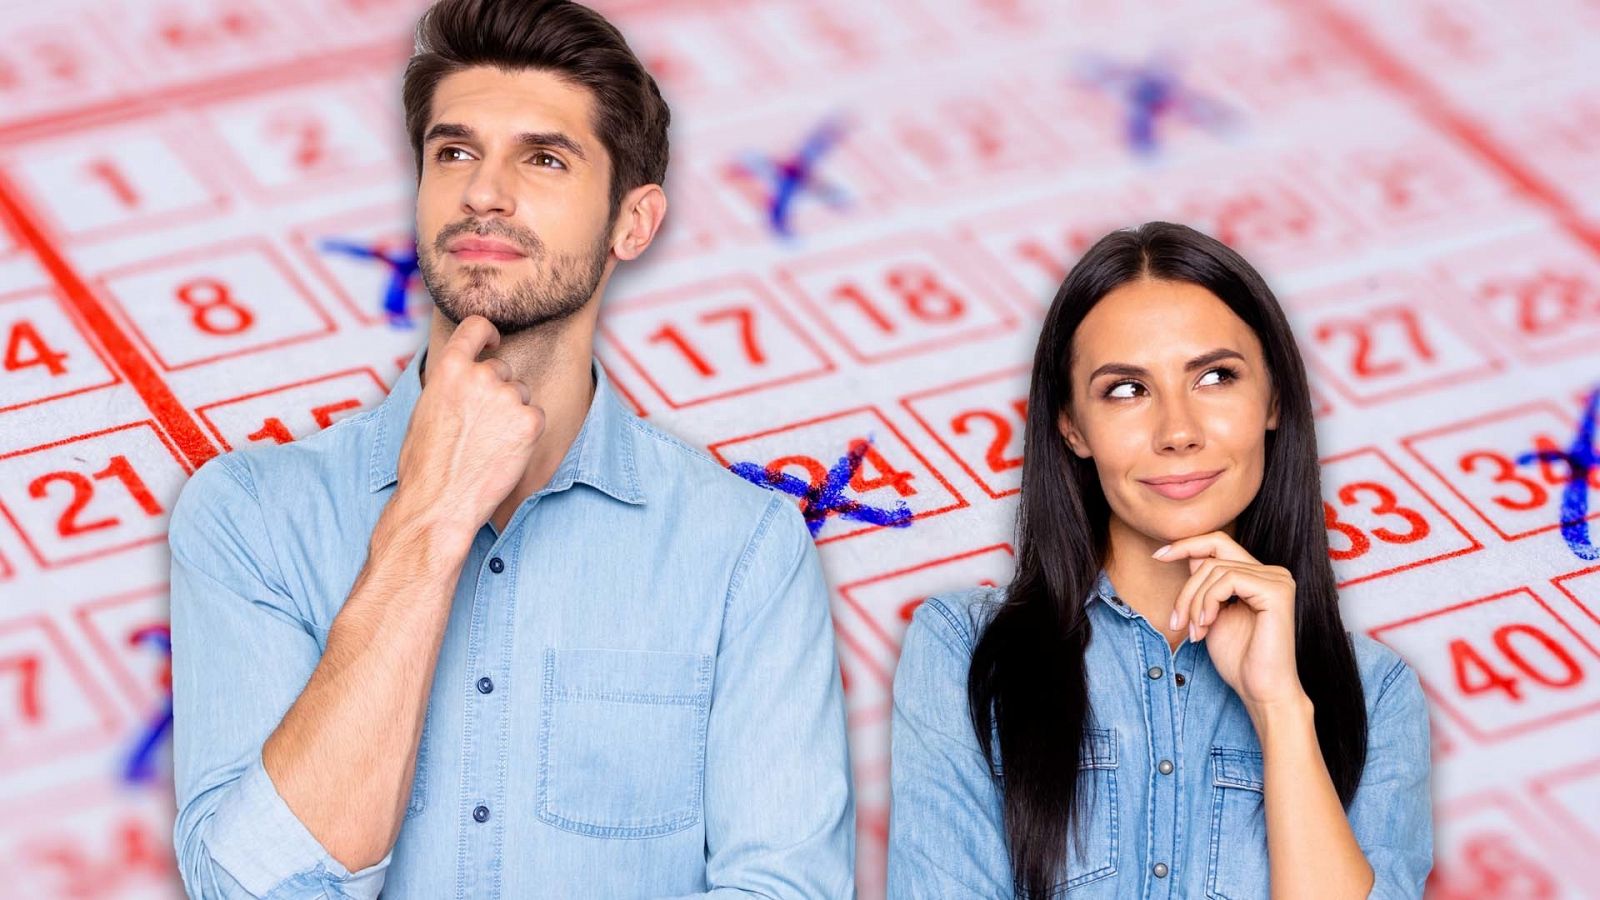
[1346,629,1423,716]
[907,584,1008,652]
[893,586,1007,716]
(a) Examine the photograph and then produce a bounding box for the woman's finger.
[1203,567,1294,639]
[1191,565,1233,641]
[1179,557,1228,630]
[1201,567,1240,626]
[1185,567,1213,637]
[1153,531,1261,567]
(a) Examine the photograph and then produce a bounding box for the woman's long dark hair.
[968,221,1367,897]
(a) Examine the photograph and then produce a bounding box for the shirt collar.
[368,342,646,506]
[1087,566,1138,619]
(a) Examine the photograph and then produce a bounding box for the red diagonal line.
[1287,0,1600,259]
[0,171,218,471]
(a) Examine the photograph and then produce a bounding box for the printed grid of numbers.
[0,0,1597,896]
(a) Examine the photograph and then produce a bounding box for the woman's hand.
[1158,532,1306,715]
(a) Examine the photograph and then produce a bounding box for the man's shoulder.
[204,401,386,501]
[624,416,790,524]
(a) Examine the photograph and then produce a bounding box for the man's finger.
[446,315,501,360]
[483,357,514,382]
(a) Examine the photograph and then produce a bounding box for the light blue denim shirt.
[886,572,1432,899]
[168,343,855,899]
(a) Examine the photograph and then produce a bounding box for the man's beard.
[418,217,610,336]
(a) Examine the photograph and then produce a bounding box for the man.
[167,1,855,896]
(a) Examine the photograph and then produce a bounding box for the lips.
[447,237,526,261]
[1138,469,1223,501]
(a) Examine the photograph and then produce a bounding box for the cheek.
[523,195,594,247]
[1208,415,1271,506]
[415,194,448,244]
[1213,412,1269,464]
[1090,437,1144,492]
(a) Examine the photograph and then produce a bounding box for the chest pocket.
[1207,747,1269,900]
[1054,727,1120,893]
[537,647,712,838]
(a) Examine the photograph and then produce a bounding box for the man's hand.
[394,315,546,532]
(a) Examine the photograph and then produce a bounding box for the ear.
[610,184,667,261]
[1266,389,1279,431]
[1057,407,1091,458]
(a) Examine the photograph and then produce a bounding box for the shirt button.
[477,676,494,694]
[1153,862,1169,878]
[1158,759,1174,775]
[488,557,504,574]
[473,804,490,823]
[1147,665,1163,679]
[1174,672,1187,686]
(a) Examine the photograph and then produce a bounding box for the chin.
[433,295,501,326]
[1135,506,1230,542]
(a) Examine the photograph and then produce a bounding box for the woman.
[886,222,1432,898]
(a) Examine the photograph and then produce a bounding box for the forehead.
[428,65,599,143]
[1075,278,1261,367]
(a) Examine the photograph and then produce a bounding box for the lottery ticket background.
[1,0,1598,896]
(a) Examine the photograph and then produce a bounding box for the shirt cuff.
[206,748,393,898]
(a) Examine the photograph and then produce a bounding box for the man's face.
[415,66,615,335]
[1057,278,1280,546]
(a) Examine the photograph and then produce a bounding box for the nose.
[461,158,515,219]
[1154,394,1204,453]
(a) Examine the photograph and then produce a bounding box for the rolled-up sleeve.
[886,596,1012,898]
[168,455,391,899]
[673,496,855,899]
[1346,658,1434,899]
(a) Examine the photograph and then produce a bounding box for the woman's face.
[1058,277,1279,548]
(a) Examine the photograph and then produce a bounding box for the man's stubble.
[418,216,611,336]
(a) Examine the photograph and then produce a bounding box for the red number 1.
[646,305,765,377]
[0,653,42,723]
[28,454,163,538]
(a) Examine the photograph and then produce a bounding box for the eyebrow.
[422,123,589,162]
[1088,348,1247,382]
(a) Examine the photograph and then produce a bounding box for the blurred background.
[0,0,1597,896]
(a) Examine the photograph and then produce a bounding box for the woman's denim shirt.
[886,570,1433,898]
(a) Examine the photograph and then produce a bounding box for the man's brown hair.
[402,0,670,218]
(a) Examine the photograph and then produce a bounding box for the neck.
[1103,514,1236,650]
[421,307,598,515]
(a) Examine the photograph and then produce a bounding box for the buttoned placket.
[1104,591,1190,898]
[454,501,537,898]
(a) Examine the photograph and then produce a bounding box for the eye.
[434,145,473,163]
[1100,366,1240,400]
[1103,380,1141,400]
[530,152,566,169]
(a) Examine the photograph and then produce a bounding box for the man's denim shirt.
[886,572,1433,899]
[168,344,855,899]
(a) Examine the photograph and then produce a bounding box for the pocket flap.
[545,647,710,706]
[1211,747,1264,791]
[1079,727,1118,769]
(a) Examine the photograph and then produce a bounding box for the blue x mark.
[1518,384,1600,561]
[122,624,171,785]
[729,437,914,537]
[321,235,421,327]
[1074,52,1234,155]
[726,115,852,239]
